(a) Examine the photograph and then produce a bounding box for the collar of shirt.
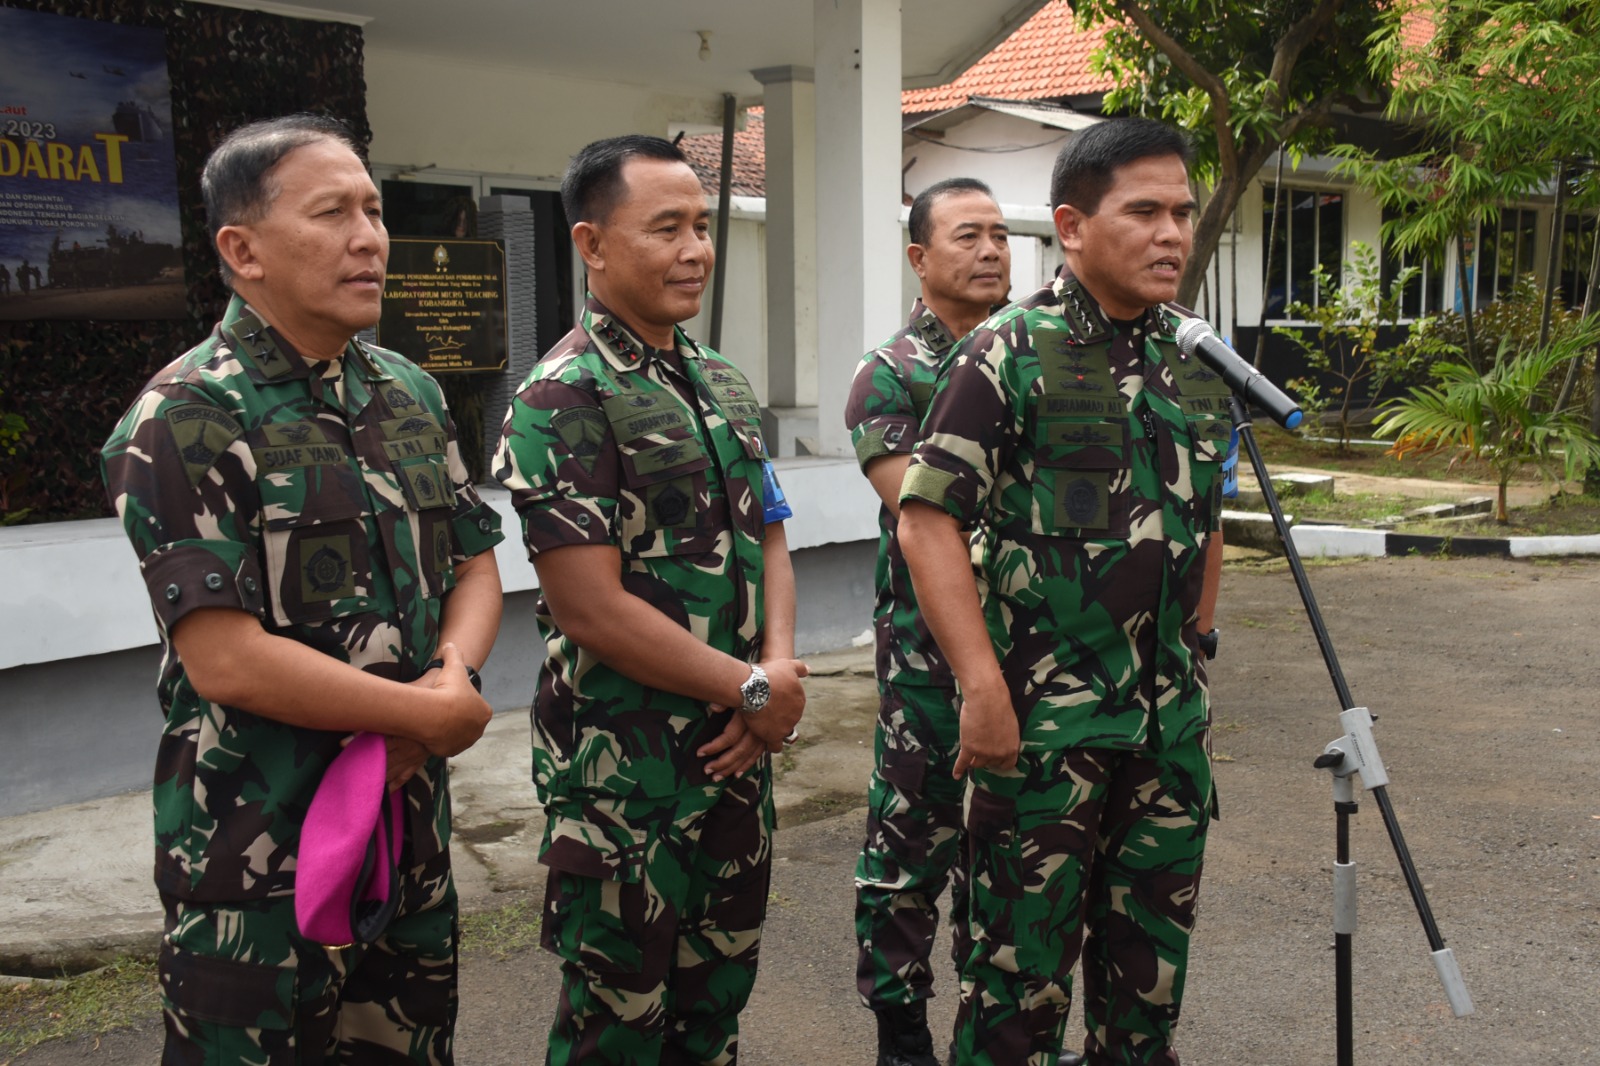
[220,293,391,388]
[580,293,703,377]
[1049,266,1178,341]
[905,297,958,356]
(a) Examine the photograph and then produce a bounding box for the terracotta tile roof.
[902,0,1114,115]
[683,1,1434,198]
[1399,6,1434,49]
[681,108,767,198]
[684,1,1119,198]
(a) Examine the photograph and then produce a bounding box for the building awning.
[903,95,1102,134]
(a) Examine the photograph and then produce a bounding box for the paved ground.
[6,552,1600,1064]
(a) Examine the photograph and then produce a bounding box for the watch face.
[743,673,771,711]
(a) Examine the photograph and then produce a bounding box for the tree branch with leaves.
[1076,0,1389,307]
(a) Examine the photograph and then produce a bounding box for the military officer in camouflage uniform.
[493,135,806,1066]
[846,177,1012,1066]
[898,118,1231,1066]
[101,115,503,1064]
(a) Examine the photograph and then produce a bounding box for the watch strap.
[423,657,483,693]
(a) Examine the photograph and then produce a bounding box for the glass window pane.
[379,180,476,238]
[1422,259,1442,317]
[1263,184,1289,317]
[1475,220,1497,308]
[1318,192,1344,302]
[1288,189,1318,308]
[1513,209,1536,282]
[1561,211,1596,309]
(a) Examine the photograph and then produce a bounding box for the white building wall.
[902,110,1065,209]
[900,111,1067,308]
[365,48,728,181]
[682,211,771,401]
[366,48,776,403]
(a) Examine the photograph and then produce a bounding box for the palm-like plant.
[1374,321,1600,522]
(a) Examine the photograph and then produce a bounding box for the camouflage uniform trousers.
[158,850,458,1065]
[542,769,774,1065]
[952,738,1212,1066]
[855,681,970,1009]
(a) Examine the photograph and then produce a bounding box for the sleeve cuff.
[898,462,966,519]
[851,415,918,473]
[140,541,265,632]
[520,497,618,556]
[451,499,504,560]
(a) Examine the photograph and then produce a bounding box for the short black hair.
[201,114,360,285]
[1049,118,1193,213]
[562,135,689,226]
[908,177,996,246]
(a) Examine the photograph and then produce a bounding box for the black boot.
[874,1000,941,1066]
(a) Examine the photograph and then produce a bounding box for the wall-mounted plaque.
[379,238,507,374]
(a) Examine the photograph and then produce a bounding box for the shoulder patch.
[551,407,608,475]
[383,384,421,412]
[166,403,244,487]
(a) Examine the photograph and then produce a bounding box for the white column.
[752,66,816,413]
[813,0,903,458]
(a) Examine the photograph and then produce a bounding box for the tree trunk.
[1537,160,1568,351]
[1254,152,1288,369]
[1180,172,1242,308]
[1497,477,1509,523]
[1456,229,1483,372]
[1587,346,1600,495]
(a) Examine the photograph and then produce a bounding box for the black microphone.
[1173,318,1303,430]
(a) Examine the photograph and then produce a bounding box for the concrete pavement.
[0,645,883,978]
[8,557,1600,1064]
[3,460,1590,975]
[4,462,1593,977]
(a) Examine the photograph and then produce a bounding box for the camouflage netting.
[0,0,369,522]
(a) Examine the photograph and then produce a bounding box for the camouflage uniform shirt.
[101,294,504,903]
[494,296,779,808]
[845,299,958,689]
[900,270,1232,752]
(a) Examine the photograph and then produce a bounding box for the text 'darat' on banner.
[0,7,183,321]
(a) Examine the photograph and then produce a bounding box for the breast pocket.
[1029,418,1131,538]
[617,435,713,557]
[394,452,455,599]
[1183,413,1232,498]
[727,425,770,540]
[257,462,376,627]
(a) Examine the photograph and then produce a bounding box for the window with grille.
[1380,207,1446,320]
[1262,184,1344,320]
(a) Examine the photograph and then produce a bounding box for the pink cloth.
[295,731,404,946]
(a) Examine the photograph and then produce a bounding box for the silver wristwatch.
[739,664,771,716]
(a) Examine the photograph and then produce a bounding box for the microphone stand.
[1225,395,1473,1065]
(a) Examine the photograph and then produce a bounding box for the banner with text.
[0,7,183,320]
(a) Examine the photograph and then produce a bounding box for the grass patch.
[1237,430,1600,536]
[0,898,548,1058]
[0,957,159,1063]
[459,895,542,960]
[1253,424,1549,484]
[1274,487,1418,526]
[1395,494,1600,537]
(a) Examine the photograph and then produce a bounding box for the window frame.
[1261,182,1347,325]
